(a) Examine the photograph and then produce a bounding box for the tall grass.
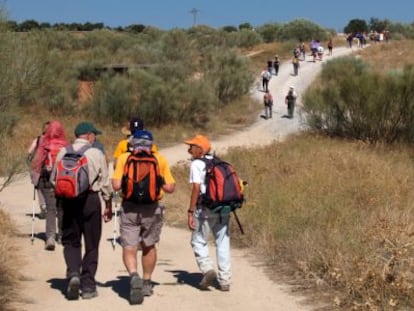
[0,210,21,311]
[165,134,414,310]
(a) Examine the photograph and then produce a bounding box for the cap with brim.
[74,122,102,137]
[121,126,131,136]
[184,135,211,153]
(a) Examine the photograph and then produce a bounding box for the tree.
[278,19,328,42]
[255,23,281,43]
[369,18,391,32]
[344,19,368,34]
[221,25,238,32]
[239,22,253,31]
[18,19,40,31]
[125,24,146,33]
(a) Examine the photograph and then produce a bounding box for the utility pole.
[189,8,199,27]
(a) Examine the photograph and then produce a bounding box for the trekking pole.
[112,191,119,250]
[31,187,36,244]
[232,211,244,235]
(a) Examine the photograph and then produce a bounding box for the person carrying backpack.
[111,129,175,305]
[273,55,280,76]
[50,121,113,301]
[263,90,273,120]
[285,86,298,118]
[28,121,50,219]
[184,134,241,292]
[112,116,145,169]
[260,67,271,92]
[30,120,68,250]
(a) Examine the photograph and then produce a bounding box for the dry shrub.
[0,209,22,311]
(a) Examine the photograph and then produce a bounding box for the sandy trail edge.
[0,46,355,311]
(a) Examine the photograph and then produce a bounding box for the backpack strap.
[66,144,90,155]
[64,144,98,187]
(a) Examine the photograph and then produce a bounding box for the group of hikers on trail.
[27,116,245,305]
[260,39,334,120]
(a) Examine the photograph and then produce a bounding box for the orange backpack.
[121,150,164,204]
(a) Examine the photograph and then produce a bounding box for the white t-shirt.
[189,155,213,194]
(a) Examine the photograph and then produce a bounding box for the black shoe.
[66,275,80,300]
[129,273,143,305]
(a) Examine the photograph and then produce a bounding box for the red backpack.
[40,144,62,181]
[121,150,164,204]
[200,155,244,213]
[54,145,91,199]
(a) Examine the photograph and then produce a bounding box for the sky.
[4,0,414,32]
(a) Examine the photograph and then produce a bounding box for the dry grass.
[356,39,414,72]
[0,210,22,311]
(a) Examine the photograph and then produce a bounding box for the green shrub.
[303,57,414,143]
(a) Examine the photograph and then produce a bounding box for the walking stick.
[112,191,119,250]
[31,187,36,244]
[232,210,244,235]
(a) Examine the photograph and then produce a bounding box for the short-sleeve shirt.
[189,155,213,195]
[113,139,128,159]
[112,150,175,199]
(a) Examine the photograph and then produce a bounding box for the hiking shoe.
[129,273,144,305]
[45,237,55,251]
[142,279,153,297]
[82,289,98,299]
[218,284,230,292]
[66,275,80,300]
[199,270,217,290]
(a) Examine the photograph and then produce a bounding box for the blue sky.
[5,0,414,32]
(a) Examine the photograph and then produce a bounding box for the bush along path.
[2,45,356,311]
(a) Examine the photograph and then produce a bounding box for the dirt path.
[1,46,355,311]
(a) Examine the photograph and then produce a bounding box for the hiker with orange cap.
[184,134,232,292]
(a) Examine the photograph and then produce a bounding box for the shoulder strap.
[66,144,90,155]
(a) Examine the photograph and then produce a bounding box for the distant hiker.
[28,121,50,219]
[51,121,113,300]
[112,129,175,305]
[285,86,297,118]
[267,59,273,74]
[30,120,68,250]
[261,67,271,92]
[184,135,232,292]
[310,39,319,62]
[273,55,280,76]
[112,116,145,169]
[292,56,300,76]
[293,45,300,59]
[347,34,353,48]
[263,90,273,119]
[327,38,333,56]
[300,42,306,60]
[317,45,324,61]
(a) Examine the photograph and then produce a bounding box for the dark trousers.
[61,192,102,291]
[273,64,279,75]
[262,78,269,92]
